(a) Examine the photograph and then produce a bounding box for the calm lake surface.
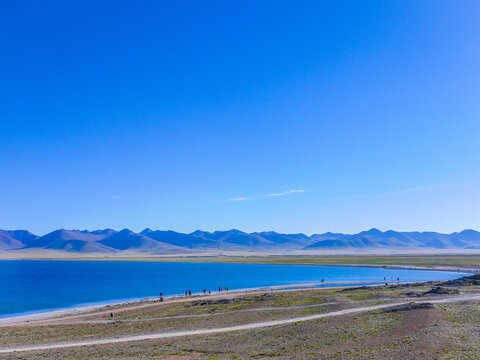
[0,260,465,317]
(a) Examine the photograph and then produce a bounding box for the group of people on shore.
[158,286,229,301]
[157,277,405,301]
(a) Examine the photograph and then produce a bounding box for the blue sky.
[1,1,479,235]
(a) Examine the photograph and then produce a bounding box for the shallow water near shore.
[0,260,465,318]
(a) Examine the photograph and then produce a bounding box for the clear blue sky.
[1,1,479,235]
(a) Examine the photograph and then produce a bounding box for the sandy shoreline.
[0,263,473,326]
[0,280,382,325]
[0,278,452,325]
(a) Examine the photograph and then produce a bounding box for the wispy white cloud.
[266,189,305,197]
[228,189,305,201]
[228,197,251,201]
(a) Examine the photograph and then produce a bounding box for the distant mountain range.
[1,228,480,254]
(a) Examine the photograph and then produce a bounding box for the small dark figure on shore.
[185,290,188,296]
[159,292,163,297]
[188,290,191,296]
[203,289,206,294]
[208,290,211,294]
[160,297,164,302]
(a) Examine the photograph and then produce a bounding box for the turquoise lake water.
[0,260,466,317]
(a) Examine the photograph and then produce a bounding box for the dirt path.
[35,299,389,325]
[15,295,460,326]
[0,281,394,327]
[1,294,478,354]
